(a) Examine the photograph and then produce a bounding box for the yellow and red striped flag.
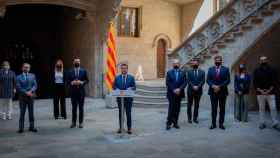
[105,22,117,91]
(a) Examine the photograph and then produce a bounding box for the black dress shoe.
[209,125,217,130]
[127,129,132,135]
[259,124,266,130]
[17,129,24,134]
[173,125,180,129]
[117,129,122,134]
[79,124,83,128]
[166,125,171,130]
[188,120,192,124]
[70,124,76,128]
[29,128,38,133]
[219,125,225,130]
[193,120,199,124]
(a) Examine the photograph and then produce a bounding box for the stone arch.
[152,33,172,49]
[1,0,96,13]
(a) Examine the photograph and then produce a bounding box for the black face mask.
[261,62,268,67]
[74,63,80,68]
[173,65,179,69]
[56,65,62,69]
[193,65,198,69]
[215,62,222,67]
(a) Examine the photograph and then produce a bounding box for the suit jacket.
[0,69,16,98]
[67,68,89,96]
[234,74,251,94]
[166,69,187,99]
[187,68,205,96]
[113,74,136,103]
[207,66,230,96]
[16,73,37,98]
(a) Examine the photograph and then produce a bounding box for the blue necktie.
[122,75,126,89]
[175,70,179,82]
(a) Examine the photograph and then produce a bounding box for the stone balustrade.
[168,0,273,69]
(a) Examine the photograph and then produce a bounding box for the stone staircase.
[168,0,280,70]
[133,80,187,108]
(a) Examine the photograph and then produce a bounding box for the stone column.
[0,0,6,18]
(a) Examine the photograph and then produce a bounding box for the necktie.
[24,73,27,81]
[75,69,79,78]
[215,68,220,80]
[122,75,126,89]
[175,70,179,82]
[194,70,198,78]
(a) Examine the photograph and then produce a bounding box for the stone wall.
[181,0,203,39]
[232,23,280,110]
[116,0,202,79]
[0,0,121,98]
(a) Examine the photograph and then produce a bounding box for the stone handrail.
[168,0,273,68]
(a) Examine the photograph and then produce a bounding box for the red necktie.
[215,68,220,80]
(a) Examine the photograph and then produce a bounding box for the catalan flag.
[105,22,117,91]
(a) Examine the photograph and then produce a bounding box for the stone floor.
[0,98,280,158]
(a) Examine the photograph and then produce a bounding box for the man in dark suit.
[16,63,38,133]
[67,57,89,128]
[187,59,205,124]
[207,55,230,130]
[166,59,187,130]
[113,63,136,134]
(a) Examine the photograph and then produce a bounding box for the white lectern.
[110,89,135,134]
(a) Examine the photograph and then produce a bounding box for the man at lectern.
[113,63,136,134]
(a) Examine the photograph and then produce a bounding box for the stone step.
[134,94,168,103]
[133,100,187,108]
[240,20,253,31]
[250,15,263,24]
[215,41,227,49]
[136,84,166,92]
[232,31,243,37]
[223,34,235,43]
[270,2,280,10]
[135,88,166,96]
[261,9,274,16]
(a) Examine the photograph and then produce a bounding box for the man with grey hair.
[166,59,187,130]
[253,56,279,130]
[0,61,16,120]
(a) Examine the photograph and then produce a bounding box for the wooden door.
[157,39,166,78]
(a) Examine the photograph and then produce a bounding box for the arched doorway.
[0,4,88,98]
[157,39,167,78]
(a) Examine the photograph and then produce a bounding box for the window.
[218,0,229,10]
[213,0,231,13]
[117,7,140,37]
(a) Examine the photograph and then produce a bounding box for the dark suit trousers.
[117,98,132,130]
[187,94,201,121]
[167,95,182,126]
[71,93,85,124]
[53,84,66,119]
[210,95,227,126]
[19,96,35,130]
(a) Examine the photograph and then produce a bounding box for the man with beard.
[67,57,89,129]
[186,59,205,124]
[253,56,279,130]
